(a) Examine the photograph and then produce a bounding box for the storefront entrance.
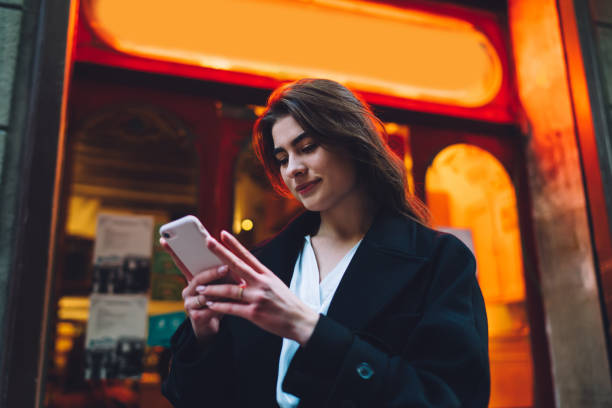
[43,63,546,407]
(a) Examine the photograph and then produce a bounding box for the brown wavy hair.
[252,78,430,225]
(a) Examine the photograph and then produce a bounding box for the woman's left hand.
[200,230,320,346]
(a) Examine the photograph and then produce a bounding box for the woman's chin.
[300,198,325,212]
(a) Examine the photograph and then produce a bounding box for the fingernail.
[206,301,213,307]
[196,285,207,293]
[218,265,228,275]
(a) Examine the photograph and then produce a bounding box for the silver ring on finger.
[195,296,204,309]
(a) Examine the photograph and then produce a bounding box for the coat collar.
[255,210,429,330]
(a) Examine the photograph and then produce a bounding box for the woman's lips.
[296,179,321,195]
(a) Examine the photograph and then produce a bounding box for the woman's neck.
[316,190,376,242]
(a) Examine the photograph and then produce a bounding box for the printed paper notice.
[84,294,148,379]
[92,213,154,294]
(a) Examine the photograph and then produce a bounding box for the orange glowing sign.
[83,0,503,108]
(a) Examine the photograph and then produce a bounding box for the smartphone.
[159,215,223,275]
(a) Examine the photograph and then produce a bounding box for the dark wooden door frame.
[0,0,74,407]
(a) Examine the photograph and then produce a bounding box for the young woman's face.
[271,115,359,212]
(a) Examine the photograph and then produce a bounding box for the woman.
[162,79,489,407]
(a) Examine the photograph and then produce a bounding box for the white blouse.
[276,235,363,408]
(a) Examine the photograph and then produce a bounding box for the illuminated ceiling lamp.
[83,0,503,108]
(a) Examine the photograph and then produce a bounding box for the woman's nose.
[287,156,306,177]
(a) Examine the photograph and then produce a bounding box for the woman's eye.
[277,157,288,166]
[302,144,318,153]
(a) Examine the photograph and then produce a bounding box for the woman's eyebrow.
[273,132,309,156]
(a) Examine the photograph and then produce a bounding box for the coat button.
[356,362,374,379]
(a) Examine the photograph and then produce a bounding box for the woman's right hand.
[181,265,229,344]
[160,238,229,344]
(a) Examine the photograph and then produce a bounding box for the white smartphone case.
[159,215,223,275]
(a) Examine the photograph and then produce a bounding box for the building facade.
[1,0,612,407]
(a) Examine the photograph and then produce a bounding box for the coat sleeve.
[282,235,490,407]
[161,319,238,408]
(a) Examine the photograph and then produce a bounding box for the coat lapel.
[326,212,427,331]
[256,210,428,332]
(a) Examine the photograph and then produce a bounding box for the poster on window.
[84,213,154,380]
[148,311,186,347]
[91,213,154,294]
[84,294,148,380]
[150,222,185,301]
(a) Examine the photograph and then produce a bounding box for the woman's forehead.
[271,116,305,147]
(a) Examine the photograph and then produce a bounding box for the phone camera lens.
[162,232,171,239]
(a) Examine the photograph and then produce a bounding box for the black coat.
[162,210,490,407]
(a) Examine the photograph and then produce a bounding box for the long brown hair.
[253,78,430,225]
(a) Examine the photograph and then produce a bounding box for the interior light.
[83,0,503,107]
[241,219,254,231]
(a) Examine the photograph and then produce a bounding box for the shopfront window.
[46,104,198,408]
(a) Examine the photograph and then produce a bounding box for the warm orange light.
[241,219,254,231]
[83,0,503,107]
[426,145,525,304]
[57,296,184,321]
